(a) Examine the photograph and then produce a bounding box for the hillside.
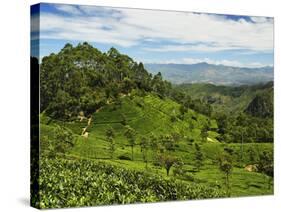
[245,87,273,118]
[40,92,273,202]
[41,93,219,161]
[35,43,274,208]
[145,63,273,85]
[176,81,273,115]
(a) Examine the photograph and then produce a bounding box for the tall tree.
[105,127,115,159]
[159,153,177,176]
[194,143,203,171]
[161,135,176,151]
[218,153,233,197]
[200,125,208,143]
[149,134,159,162]
[140,136,149,169]
[257,151,273,189]
[124,125,136,160]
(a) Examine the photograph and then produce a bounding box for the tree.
[257,151,273,189]
[236,126,246,162]
[124,125,136,160]
[106,127,115,139]
[257,151,273,177]
[121,113,127,126]
[194,143,203,171]
[179,104,187,115]
[161,135,176,151]
[173,159,185,177]
[216,113,228,135]
[108,137,115,159]
[152,72,171,98]
[218,153,233,196]
[189,121,194,131]
[170,114,177,122]
[140,136,149,168]
[149,134,159,162]
[47,89,75,119]
[200,126,208,142]
[53,125,75,155]
[122,77,134,94]
[159,153,177,176]
[247,147,257,164]
[105,127,115,159]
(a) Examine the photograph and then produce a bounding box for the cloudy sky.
[31,3,274,68]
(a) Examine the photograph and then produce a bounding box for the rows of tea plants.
[36,156,225,208]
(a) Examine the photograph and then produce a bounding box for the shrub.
[36,156,226,208]
[118,155,131,161]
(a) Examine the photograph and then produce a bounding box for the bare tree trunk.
[131,146,134,161]
[226,173,231,197]
[240,131,244,162]
[145,159,148,169]
[166,167,170,176]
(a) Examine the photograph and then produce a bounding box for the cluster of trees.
[174,82,273,144]
[216,146,273,196]
[104,126,182,176]
[216,112,273,143]
[169,89,213,117]
[104,126,209,177]
[40,124,75,159]
[43,124,273,197]
[40,42,172,120]
[39,42,216,124]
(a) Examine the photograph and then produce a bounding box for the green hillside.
[176,82,273,114]
[33,43,274,208]
[39,93,273,207]
[41,93,218,162]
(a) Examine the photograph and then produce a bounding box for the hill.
[245,86,273,118]
[145,63,273,85]
[39,92,273,202]
[41,93,220,161]
[175,82,273,143]
[176,81,273,115]
[34,43,274,208]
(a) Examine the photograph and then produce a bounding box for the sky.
[31,3,274,68]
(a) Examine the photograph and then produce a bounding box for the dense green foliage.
[245,90,273,118]
[38,157,225,208]
[40,42,171,119]
[176,82,274,143]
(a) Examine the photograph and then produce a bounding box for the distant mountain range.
[145,62,273,85]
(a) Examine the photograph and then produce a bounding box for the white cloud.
[40,13,138,47]
[142,43,250,53]
[55,5,82,15]
[40,4,274,53]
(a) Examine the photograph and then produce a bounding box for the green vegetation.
[176,82,273,143]
[34,43,274,209]
[37,156,225,209]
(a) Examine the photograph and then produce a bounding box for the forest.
[32,42,273,208]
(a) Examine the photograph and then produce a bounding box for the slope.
[176,81,273,115]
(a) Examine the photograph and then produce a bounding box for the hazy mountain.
[145,63,273,85]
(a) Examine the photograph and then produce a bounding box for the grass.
[40,93,273,198]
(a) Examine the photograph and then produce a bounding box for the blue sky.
[31,3,274,68]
